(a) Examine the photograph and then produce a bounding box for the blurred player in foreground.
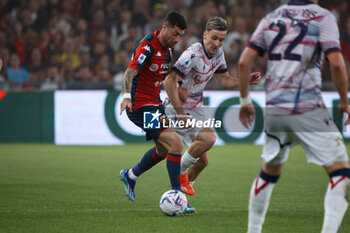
[238,0,350,232]
[118,12,195,212]
[164,17,260,196]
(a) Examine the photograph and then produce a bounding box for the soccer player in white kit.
[238,0,350,232]
[164,17,260,197]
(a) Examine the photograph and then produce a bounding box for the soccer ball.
[159,190,187,216]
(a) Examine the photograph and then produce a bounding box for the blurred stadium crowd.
[0,0,349,91]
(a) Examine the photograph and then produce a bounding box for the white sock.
[190,181,195,186]
[247,176,276,233]
[321,177,349,233]
[180,150,199,174]
[128,169,138,181]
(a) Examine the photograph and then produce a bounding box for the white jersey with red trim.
[172,41,227,109]
[248,0,342,115]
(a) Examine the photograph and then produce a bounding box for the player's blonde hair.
[206,17,227,32]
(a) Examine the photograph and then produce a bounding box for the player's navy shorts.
[127,105,167,141]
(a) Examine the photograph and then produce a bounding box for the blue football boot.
[184,203,197,214]
[119,169,136,202]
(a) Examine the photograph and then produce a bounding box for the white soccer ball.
[159,190,187,216]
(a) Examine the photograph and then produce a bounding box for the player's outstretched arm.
[218,71,261,89]
[120,68,138,115]
[217,72,238,89]
[238,47,259,129]
[327,52,350,125]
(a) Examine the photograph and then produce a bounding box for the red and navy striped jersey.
[128,30,172,111]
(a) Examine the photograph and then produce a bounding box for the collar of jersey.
[154,30,167,51]
[288,0,314,5]
[200,40,214,59]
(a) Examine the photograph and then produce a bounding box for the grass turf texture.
[0,144,349,233]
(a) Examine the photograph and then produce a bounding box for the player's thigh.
[262,116,293,166]
[297,131,348,166]
[293,109,348,166]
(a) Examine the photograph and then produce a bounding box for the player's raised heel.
[179,173,195,195]
[119,169,136,202]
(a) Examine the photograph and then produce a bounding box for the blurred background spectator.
[0,0,348,91]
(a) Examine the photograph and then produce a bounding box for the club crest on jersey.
[156,51,162,56]
[149,63,159,72]
[137,53,146,64]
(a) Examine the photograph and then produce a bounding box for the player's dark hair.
[206,17,227,31]
[164,11,187,30]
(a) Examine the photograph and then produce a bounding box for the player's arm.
[215,72,238,89]
[0,58,2,71]
[327,52,350,124]
[164,70,186,116]
[238,47,259,128]
[119,68,138,115]
[216,72,261,89]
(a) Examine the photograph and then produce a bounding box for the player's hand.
[249,72,261,85]
[120,98,132,115]
[339,101,350,125]
[178,87,189,103]
[239,103,255,129]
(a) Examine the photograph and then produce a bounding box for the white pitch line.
[0,208,323,214]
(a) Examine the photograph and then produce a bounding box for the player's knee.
[168,135,184,154]
[207,133,216,147]
[325,161,350,175]
[202,132,216,149]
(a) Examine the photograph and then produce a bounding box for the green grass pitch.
[0,143,349,233]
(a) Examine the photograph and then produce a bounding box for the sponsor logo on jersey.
[154,81,163,87]
[161,63,170,69]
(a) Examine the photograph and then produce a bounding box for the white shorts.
[164,100,209,146]
[262,108,348,167]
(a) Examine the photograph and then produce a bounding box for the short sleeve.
[248,17,269,56]
[319,13,341,55]
[128,42,154,72]
[214,49,227,73]
[172,49,197,78]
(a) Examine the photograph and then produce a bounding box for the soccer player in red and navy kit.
[119,11,195,212]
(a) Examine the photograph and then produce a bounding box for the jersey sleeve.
[214,48,228,73]
[172,49,197,79]
[128,42,154,72]
[319,13,341,56]
[247,17,269,56]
